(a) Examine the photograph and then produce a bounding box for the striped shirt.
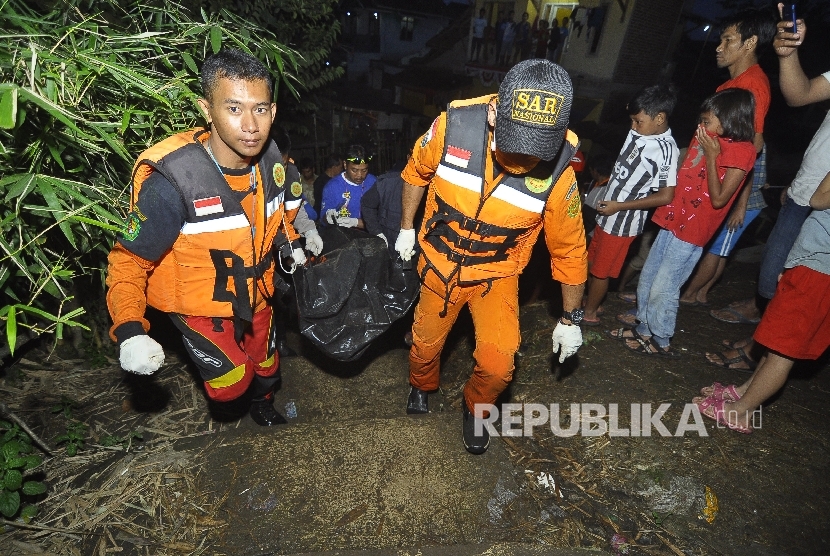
[596,129,679,237]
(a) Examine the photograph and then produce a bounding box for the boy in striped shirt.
[582,84,679,325]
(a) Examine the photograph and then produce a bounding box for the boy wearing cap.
[395,59,587,455]
[582,84,679,325]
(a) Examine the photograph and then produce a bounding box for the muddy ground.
[1,255,829,556]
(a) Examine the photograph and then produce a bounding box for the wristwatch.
[561,309,584,326]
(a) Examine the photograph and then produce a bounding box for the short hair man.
[396,60,587,454]
[106,49,306,426]
[319,144,377,229]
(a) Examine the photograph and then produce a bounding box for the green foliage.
[0,0,302,354]
[50,396,78,419]
[0,420,45,521]
[100,429,143,450]
[183,0,344,134]
[55,421,89,457]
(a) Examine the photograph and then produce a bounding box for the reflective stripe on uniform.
[491,185,545,213]
[260,353,274,368]
[436,164,482,192]
[436,163,545,214]
[181,214,249,235]
[206,362,247,389]
[284,199,302,210]
[266,193,285,218]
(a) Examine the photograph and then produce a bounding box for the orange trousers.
[409,273,520,412]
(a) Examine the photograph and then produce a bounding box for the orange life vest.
[130,129,301,335]
[418,100,579,293]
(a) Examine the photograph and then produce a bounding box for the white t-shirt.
[787,70,830,207]
[596,128,679,237]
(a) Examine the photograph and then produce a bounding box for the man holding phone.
[705,4,830,371]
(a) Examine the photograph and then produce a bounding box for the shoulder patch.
[290,181,303,197]
[420,117,439,148]
[123,213,141,241]
[567,194,581,218]
[272,163,286,187]
[525,175,553,194]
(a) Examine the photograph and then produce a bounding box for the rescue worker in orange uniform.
[395,59,588,454]
[106,49,307,426]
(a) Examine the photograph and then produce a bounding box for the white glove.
[120,335,165,375]
[303,229,324,256]
[291,247,307,266]
[325,209,338,225]
[377,233,388,247]
[395,228,416,261]
[551,321,583,363]
[334,215,359,228]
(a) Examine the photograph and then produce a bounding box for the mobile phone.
[782,3,797,35]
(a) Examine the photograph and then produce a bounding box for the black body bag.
[292,226,419,361]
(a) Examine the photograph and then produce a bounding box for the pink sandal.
[699,382,741,401]
[695,394,752,434]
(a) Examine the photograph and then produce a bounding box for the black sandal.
[706,347,756,372]
[624,330,680,358]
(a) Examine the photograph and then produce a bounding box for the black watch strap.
[562,308,584,325]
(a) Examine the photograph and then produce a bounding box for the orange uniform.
[107,129,302,400]
[403,96,587,410]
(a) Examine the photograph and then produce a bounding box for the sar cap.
[496,59,573,161]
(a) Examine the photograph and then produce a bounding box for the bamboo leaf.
[35,178,76,248]
[210,26,222,54]
[0,86,18,129]
[6,305,17,356]
[47,143,66,171]
[181,51,198,74]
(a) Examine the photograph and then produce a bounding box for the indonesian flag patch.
[193,196,224,216]
[445,145,472,168]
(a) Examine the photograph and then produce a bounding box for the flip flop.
[709,307,760,325]
[699,382,741,401]
[705,347,757,372]
[582,316,601,327]
[695,394,753,434]
[624,330,680,358]
[720,337,753,350]
[617,292,636,304]
[607,328,636,341]
[616,311,638,327]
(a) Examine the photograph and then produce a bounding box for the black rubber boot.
[462,396,489,455]
[406,386,429,414]
[249,394,287,426]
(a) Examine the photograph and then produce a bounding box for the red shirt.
[717,64,770,133]
[653,136,756,247]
